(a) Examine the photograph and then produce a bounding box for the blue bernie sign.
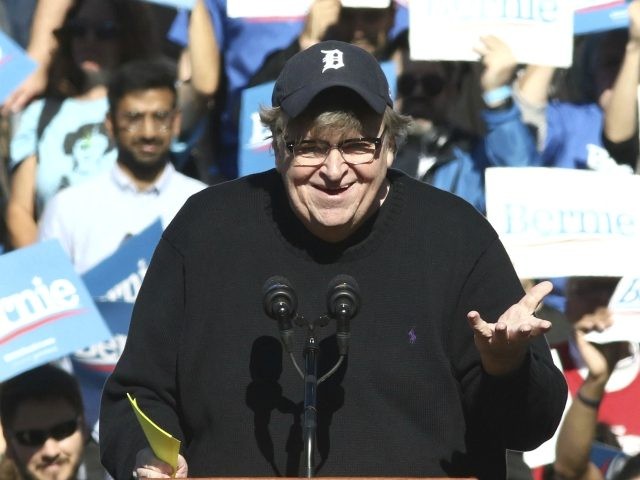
[0,240,110,382]
[82,219,163,303]
[574,1,630,35]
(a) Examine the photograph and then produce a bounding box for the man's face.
[277,109,393,243]
[5,398,85,480]
[69,0,121,79]
[394,50,453,126]
[109,88,179,171]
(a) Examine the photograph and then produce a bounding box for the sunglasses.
[58,20,120,40]
[396,72,446,98]
[11,418,80,447]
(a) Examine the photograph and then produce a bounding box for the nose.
[320,147,348,180]
[39,437,63,459]
[140,115,157,137]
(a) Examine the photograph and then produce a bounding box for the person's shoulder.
[171,170,209,194]
[391,169,488,220]
[165,170,276,233]
[389,169,498,245]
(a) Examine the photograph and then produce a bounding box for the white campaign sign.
[485,167,640,279]
[226,0,313,18]
[408,0,574,67]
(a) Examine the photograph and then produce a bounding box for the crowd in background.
[0,0,639,479]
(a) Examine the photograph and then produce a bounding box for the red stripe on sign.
[577,1,626,14]
[0,309,88,345]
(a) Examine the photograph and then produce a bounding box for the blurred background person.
[0,364,88,480]
[5,0,162,250]
[391,32,539,214]
[546,276,640,480]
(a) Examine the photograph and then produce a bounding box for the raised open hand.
[467,280,553,375]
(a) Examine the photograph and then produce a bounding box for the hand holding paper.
[127,393,187,478]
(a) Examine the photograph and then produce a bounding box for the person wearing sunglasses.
[100,40,567,480]
[392,32,541,214]
[0,364,87,480]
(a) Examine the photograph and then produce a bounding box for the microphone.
[263,276,298,353]
[326,275,361,355]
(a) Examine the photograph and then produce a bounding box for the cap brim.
[280,80,388,118]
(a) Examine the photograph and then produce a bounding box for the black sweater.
[100,169,567,479]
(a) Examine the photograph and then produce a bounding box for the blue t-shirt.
[10,96,117,215]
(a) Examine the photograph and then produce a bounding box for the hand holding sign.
[584,276,640,344]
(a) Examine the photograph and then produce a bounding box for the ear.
[385,145,394,168]
[273,141,289,173]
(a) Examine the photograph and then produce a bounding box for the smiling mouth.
[319,185,351,196]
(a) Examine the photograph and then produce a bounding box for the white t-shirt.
[38,162,207,274]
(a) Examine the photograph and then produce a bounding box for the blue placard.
[82,219,163,302]
[0,240,111,382]
[238,81,277,177]
[72,300,133,431]
[238,62,397,177]
[0,30,37,105]
[574,1,629,35]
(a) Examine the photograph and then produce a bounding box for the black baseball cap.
[272,40,393,118]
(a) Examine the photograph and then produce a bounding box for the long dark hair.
[45,0,162,98]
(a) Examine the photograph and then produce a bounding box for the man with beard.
[38,58,207,274]
[392,33,540,214]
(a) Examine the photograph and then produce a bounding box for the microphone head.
[263,276,298,320]
[326,274,360,319]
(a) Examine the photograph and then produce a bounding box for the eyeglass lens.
[13,418,79,447]
[291,138,380,166]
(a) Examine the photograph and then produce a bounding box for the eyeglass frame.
[9,417,81,448]
[117,109,177,133]
[285,133,385,167]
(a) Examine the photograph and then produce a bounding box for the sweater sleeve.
[100,236,187,479]
[450,236,568,453]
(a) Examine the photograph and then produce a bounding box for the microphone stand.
[302,325,318,478]
[300,314,328,478]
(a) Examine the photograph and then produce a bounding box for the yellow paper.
[127,393,181,475]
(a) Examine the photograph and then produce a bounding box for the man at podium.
[99,40,567,480]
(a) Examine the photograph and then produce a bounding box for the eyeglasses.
[58,20,120,41]
[119,110,175,133]
[11,418,80,447]
[286,134,383,167]
[396,72,446,98]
